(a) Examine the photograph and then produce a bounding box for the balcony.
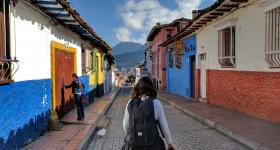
[0,58,19,85]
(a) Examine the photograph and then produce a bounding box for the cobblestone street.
[87,88,249,150]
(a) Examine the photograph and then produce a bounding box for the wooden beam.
[0,80,14,85]
[216,8,232,12]
[210,12,224,16]
[201,19,212,22]
[197,22,207,25]
[205,16,218,19]
[193,25,203,27]
[185,29,194,33]
[230,0,248,3]
[188,28,198,30]
[222,4,239,8]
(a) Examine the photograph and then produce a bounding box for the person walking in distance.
[64,73,85,120]
[122,77,175,150]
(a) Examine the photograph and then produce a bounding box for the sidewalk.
[158,91,280,150]
[22,88,120,150]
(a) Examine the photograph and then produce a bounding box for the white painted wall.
[10,0,85,82]
[196,0,280,72]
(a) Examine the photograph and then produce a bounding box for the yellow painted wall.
[50,41,77,111]
[89,50,95,86]
[96,49,104,85]
[88,47,104,86]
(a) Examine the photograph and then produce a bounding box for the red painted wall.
[207,70,280,123]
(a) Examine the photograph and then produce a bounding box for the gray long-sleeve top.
[123,97,173,144]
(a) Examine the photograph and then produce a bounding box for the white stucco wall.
[9,0,85,82]
[196,0,280,72]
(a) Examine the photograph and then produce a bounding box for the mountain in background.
[112,42,147,70]
[112,42,146,55]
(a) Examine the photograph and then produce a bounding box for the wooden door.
[55,49,75,118]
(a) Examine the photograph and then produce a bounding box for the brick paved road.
[87,88,249,150]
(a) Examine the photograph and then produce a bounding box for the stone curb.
[77,88,121,150]
[158,95,271,150]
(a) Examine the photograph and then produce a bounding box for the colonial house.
[167,0,280,123]
[146,18,190,90]
[160,32,196,98]
[0,0,113,149]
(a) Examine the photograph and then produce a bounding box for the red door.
[55,49,75,118]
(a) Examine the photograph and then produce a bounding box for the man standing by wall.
[65,73,85,120]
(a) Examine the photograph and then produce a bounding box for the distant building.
[144,42,152,75]
[135,64,145,84]
[147,18,191,90]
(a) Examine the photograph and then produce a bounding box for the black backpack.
[126,97,165,150]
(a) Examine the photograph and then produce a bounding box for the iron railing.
[0,58,19,84]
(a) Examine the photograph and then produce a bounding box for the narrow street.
[87,88,248,150]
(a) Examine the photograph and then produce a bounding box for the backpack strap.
[148,97,165,138]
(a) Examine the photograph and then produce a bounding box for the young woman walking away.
[122,77,175,150]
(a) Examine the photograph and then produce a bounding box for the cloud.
[115,0,206,44]
[115,27,131,42]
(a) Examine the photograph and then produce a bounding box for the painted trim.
[259,0,280,12]
[215,18,238,31]
[50,41,77,111]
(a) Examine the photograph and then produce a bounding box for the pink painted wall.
[150,20,190,90]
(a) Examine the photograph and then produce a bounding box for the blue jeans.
[74,94,85,119]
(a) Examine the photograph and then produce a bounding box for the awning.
[32,0,111,52]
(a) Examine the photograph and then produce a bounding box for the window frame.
[0,1,16,85]
[166,29,172,39]
[218,26,236,68]
[265,6,280,68]
[168,48,173,68]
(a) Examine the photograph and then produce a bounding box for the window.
[265,7,280,67]
[95,55,99,72]
[90,52,94,71]
[175,54,182,69]
[174,40,184,69]
[218,27,236,67]
[177,24,181,33]
[81,48,87,76]
[0,1,17,84]
[166,30,172,39]
[168,48,173,68]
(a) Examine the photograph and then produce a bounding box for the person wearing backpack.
[122,77,175,150]
[64,73,85,120]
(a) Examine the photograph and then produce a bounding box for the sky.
[69,0,216,47]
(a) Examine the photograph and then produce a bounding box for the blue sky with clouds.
[69,0,215,47]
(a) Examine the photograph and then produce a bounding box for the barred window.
[218,27,236,67]
[168,48,173,68]
[175,54,182,69]
[265,7,280,67]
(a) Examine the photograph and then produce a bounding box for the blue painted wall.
[0,79,52,150]
[79,76,90,105]
[79,76,90,95]
[166,35,196,97]
[104,70,111,94]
